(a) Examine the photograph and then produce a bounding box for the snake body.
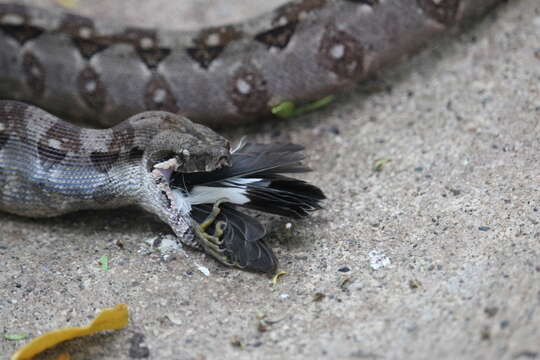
[0,0,503,269]
[0,0,502,127]
[0,100,230,247]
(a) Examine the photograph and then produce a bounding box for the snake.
[0,0,503,271]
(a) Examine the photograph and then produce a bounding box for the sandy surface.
[1,1,539,359]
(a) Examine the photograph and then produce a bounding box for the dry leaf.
[55,0,78,8]
[11,304,128,360]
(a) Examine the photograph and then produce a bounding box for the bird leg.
[192,198,232,265]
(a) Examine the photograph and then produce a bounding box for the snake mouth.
[148,152,233,239]
[150,148,232,206]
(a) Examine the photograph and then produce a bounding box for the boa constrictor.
[0,0,503,270]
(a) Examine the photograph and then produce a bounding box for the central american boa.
[0,0,504,271]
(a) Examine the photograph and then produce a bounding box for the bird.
[169,140,326,273]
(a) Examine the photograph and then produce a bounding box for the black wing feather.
[172,142,311,188]
[191,204,277,273]
[172,142,326,218]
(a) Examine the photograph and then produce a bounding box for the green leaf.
[4,333,29,341]
[271,95,335,119]
[271,101,296,118]
[373,157,392,172]
[99,255,109,271]
[295,95,335,115]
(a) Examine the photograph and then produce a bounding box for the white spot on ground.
[141,235,185,260]
[196,264,210,277]
[165,314,183,326]
[159,236,182,253]
[280,293,289,299]
[368,249,391,270]
[0,122,5,132]
[236,78,251,94]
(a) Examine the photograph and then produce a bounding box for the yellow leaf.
[55,0,78,8]
[11,304,128,360]
[271,271,287,285]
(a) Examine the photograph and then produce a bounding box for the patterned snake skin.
[0,0,503,267]
[0,0,502,126]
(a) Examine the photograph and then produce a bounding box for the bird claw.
[192,198,233,266]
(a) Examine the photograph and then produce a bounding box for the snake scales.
[0,0,503,271]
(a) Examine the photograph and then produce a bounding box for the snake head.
[128,112,232,243]
[145,113,231,174]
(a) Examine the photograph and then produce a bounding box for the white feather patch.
[188,186,250,205]
[172,190,192,215]
[228,178,261,185]
[172,178,263,214]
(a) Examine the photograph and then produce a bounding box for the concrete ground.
[1,0,539,359]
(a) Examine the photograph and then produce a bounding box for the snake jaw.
[143,157,194,245]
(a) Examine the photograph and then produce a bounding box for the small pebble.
[409,279,422,289]
[368,250,391,270]
[480,326,491,341]
[328,125,340,135]
[230,336,243,348]
[484,306,499,318]
[313,292,326,302]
